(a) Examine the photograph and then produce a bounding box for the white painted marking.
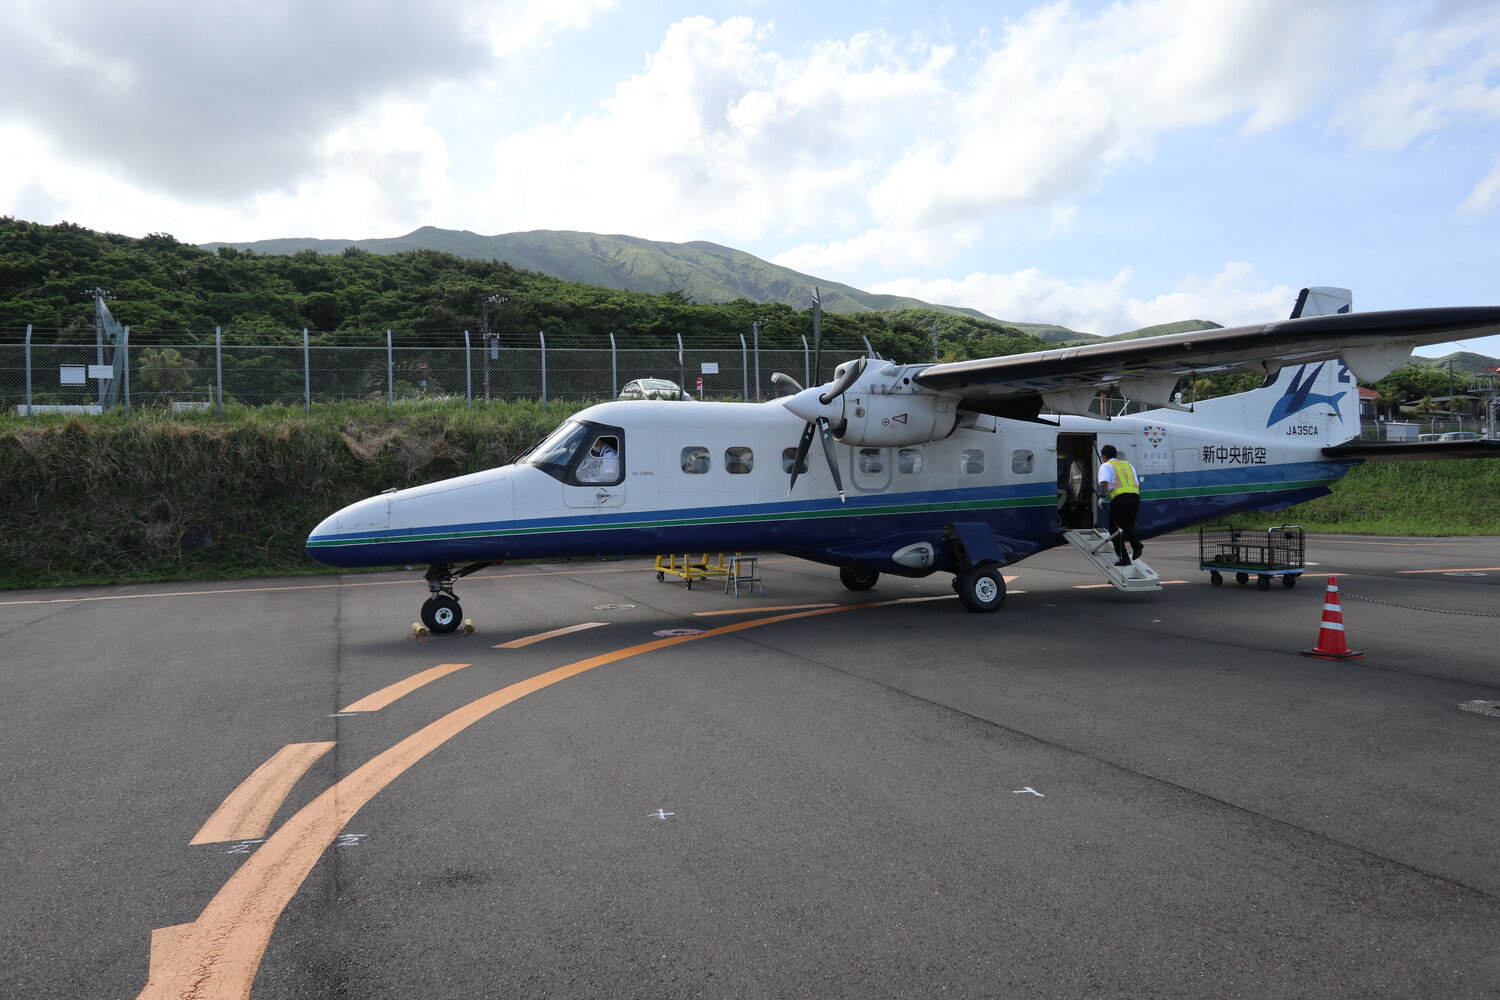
[649,809,675,820]
[335,833,368,847]
[326,712,362,718]
[1012,787,1045,797]
[226,840,264,854]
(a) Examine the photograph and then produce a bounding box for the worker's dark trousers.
[1107,492,1142,561]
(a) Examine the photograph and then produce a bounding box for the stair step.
[1061,529,1162,592]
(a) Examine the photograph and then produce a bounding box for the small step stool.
[724,555,763,597]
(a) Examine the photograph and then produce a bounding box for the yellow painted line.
[1398,567,1500,574]
[137,598,922,999]
[694,602,837,617]
[494,622,609,648]
[340,663,470,713]
[188,742,336,846]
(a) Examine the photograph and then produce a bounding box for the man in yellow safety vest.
[1097,444,1143,566]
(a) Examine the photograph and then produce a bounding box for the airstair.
[1061,529,1162,591]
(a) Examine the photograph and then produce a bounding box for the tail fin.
[1290,286,1352,318]
[1187,359,1358,446]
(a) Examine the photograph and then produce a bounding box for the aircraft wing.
[912,306,1500,415]
[1322,440,1500,462]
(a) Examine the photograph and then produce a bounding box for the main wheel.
[839,566,880,591]
[421,594,462,634]
[956,564,1006,613]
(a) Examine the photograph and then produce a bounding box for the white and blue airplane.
[306,289,1500,631]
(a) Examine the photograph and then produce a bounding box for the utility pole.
[480,294,507,401]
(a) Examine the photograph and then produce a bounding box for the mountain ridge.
[200,226,1083,341]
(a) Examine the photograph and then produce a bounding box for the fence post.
[23,324,32,416]
[215,326,223,415]
[386,329,394,410]
[677,333,685,401]
[740,333,748,402]
[609,330,617,398]
[463,330,472,408]
[752,320,761,402]
[303,328,311,414]
[122,326,131,415]
[538,330,548,403]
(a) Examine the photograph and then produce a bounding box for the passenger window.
[680,446,709,474]
[725,446,753,474]
[961,449,985,474]
[1011,449,1034,475]
[781,448,808,474]
[897,448,922,474]
[858,448,883,474]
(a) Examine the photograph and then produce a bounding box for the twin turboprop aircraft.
[306,289,1500,632]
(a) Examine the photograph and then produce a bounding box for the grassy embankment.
[1,403,1497,590]
[0,401,584,589]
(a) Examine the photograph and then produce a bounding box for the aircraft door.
[1055,433,1097,529]
[564,428,627,509]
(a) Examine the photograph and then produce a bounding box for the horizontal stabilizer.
[1322,440,1500,462]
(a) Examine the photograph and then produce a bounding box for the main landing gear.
[421,562,491,633]
[839,566,880,591]
[953,563,1006,613]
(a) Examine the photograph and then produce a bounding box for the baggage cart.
[1198,523,1305,590]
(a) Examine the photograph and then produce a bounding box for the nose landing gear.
[422,562,492,633]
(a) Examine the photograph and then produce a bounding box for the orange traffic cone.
[1300,576,1364,660]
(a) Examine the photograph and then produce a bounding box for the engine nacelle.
[834,390,959,447]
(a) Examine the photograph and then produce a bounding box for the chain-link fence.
[1,328,857,414]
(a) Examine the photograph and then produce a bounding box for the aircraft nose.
[305,496,390,566]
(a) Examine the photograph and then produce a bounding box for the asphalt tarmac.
[2,533,1497,999]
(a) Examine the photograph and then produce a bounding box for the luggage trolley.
[1198,523,1305,590]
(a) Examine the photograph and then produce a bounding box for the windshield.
[521,420,591,478]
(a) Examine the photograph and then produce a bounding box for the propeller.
[772,288,868,503]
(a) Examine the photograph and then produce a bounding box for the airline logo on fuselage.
[1266,362,1347,427]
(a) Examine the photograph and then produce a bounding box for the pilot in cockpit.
[577,436,620,483]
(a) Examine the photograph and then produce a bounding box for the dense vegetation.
[0,217,1049,362]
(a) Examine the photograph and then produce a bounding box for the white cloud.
[0,0,611,216]
[868,262,1296,335]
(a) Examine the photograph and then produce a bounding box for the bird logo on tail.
[1266,362,1347,427]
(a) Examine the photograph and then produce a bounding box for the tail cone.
[1300,576,1364,660]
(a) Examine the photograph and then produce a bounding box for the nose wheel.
[421,561,491,634]
[421,594,462,633]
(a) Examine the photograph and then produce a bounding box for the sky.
[2,0,1499,358]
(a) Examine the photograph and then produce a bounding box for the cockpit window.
[522,420,592,478]
[521,420,625,485]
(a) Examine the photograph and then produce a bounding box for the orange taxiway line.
[139,597,914,1000]
[693,602,837,616]
[188,742,336,847]
[494,621,610,648]
[339,663,471,713]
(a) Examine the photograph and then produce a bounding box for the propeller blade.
[770,371,804,396]
[817,416,845,503]
[788,420,815,493]
[819,357,866,405]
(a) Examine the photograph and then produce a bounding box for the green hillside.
[202,226,996,319]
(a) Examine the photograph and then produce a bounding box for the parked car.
[1440,431,1481,441]
[1418,433,1442,442]
[618,378,692,400]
